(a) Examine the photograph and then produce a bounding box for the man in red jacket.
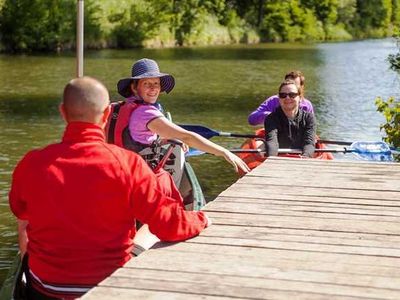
[9,76,210,299]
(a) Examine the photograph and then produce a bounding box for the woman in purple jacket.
[248,71,314,126]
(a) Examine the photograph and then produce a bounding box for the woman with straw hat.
[112,58,250,175]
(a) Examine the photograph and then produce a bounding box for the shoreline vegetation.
[0,0,399,53]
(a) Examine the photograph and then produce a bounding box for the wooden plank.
[84,286,233,300]
[189,235,400,257]
[249,164,400,176]
[145,242,400,268]
[206,200,400,221]
[205,211,400,236]
[125,245,400,278]
[221,183,400,202]
[235,176,399,191]
[216,196,400,213]
[216,195,400,209]
[199,224,400,247]
[85,283,374,300]
[256,157,399,169]
[117,259,400,290]
[96,268,400,299]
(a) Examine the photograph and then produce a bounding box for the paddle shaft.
[225,148,392,154]
[228,148,339,154]
[218,131,259,139]
[180,124,359,144]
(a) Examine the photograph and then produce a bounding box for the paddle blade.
[350,141,393,161]
[185,148,205,157]
[179,124,219,139]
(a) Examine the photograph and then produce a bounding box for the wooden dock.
[83,157,400,299]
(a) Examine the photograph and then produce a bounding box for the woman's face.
[278,83,300,111]
[133,77,161,103]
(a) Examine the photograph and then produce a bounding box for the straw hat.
[117,58,175,98]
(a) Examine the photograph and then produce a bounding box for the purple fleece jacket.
[248,95,314,126]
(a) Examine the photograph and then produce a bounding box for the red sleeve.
[128,156,207,242]
[9,152,34,220]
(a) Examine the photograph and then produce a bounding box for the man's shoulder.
[102,142,144,162]
[14,145,54,171]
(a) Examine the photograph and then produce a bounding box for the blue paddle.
[179,124,367,146]
[179,124,258,139]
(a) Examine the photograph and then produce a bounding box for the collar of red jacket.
[62,122,105,143]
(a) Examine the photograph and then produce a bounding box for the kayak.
[163,112,205,210]
[238,128,334,172]
[162,142,206,211]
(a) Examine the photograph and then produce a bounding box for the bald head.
[62,76,110,124]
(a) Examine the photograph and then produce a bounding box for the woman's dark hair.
[284,70,305,97]
[278,79,301,96]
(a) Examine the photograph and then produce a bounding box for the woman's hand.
[222,150,251,174]
[180,142,189,153]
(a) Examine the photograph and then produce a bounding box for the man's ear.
[101,105,111,125]
[59,103,68,123]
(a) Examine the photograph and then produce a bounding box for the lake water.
[1,39,399,286]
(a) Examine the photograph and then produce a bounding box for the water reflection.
[1,39,399,285]
[316,39,400,141]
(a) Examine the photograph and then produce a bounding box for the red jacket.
[9,122,207,298]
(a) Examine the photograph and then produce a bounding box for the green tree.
[375,33,400,161]
[259,0,324,42]
[0,0,101,52]
[354,0,392,37]
[392,0,400,27]
[301,0,339,24]
[337,0,357,29]
[110,0,171,48]
[375,97,400,160]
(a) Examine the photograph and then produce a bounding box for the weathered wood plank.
[206,200,400,221]
[216,196,400,214]
[84,286,234,300]
[144,242,400,268]
[205,211,400,235]
[124,246,400,278]
[84,284,373,300]
[189,235,400,257]
[199,224,400,247]
[249,163,400,177]
[221,183,400,202]
[234,176,399,191]
[96,268,400,299]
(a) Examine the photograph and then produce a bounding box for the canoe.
[238,128,334,172]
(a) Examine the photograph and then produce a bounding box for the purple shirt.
[248,95,314,126]
[127,97,164,145]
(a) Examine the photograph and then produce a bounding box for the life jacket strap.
[107,101,124,144]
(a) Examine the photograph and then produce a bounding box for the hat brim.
[117,72,175,98]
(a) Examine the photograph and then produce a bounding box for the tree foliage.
[375,29,400,161]
[0,0,101,52]
[375,97,400,161]
[0,0,398,52]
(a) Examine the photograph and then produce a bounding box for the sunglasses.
[279,92,299,99]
